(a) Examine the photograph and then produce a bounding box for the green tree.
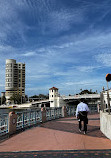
[10,93,22,104]
[30,94,49,100]
[1,96,6,104]
[79,89,98,95]
[38,94,49,99]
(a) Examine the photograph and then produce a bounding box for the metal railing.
[0,114,9,136]
[0,105,98,137]
[46,107,62,121]
[66,105,98,116]
[0,107,62,137]
[16,109,42,130]
[88,104,98,113]
[67,106,76,116]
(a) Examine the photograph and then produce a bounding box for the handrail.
[0,107,62,137]
[16,110,42,130]
[0,114,9,136]
[0,105,97,137]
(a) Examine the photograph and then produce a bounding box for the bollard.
[8,111,17,135]
[41,107,46,123]
[62,106,67,117]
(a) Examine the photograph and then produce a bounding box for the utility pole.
[1,97,2,105]
[106,73,111,114]
[107,81,110,114]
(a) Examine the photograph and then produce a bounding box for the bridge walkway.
[0,114,111,157]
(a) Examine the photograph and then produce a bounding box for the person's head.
[80,98,84,103]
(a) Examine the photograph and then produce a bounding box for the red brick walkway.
[0,114,111,152]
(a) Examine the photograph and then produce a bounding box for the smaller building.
[49,87,59,107]
[49,87,66,107]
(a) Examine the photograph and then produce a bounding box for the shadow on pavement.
[41,118,106,138]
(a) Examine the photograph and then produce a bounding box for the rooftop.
[49,87,58,90]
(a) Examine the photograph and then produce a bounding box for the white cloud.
[52,42,74,49]
[0,45,15,53]
[76,66,102,72]
[96,53,111,67]
[52,30,111,56]
[22,51,36,57]
[0,1,29,43]
[28,74,50,79]
[39,7,85,35]
[26,86,50,96]
[65,80,100,86]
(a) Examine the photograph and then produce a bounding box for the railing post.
[54,109,55,119]
[8,111,17,135]
[41,107,46,123]
[22,112,24,128]
[50,109,51,120]
[35,111,36,124]
[62,106,67,117]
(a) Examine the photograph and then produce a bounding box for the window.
[9,78,12,82]
[52,95,53,97]
[6,83,11,87]
[6,74,12,77]
[6,64,12,67]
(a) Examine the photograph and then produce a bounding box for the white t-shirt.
[76,102,89,117]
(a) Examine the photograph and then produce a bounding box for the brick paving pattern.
[0,150,111,158]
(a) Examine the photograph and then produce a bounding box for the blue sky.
[0,0,111,96]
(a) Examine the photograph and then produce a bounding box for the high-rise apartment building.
[5,59,25,103]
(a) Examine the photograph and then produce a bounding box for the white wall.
[100,111,111,140]
[49,89,59,107]
[57,96,67,107]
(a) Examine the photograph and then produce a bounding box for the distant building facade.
[5,59,25,104]
[100,89,111,110]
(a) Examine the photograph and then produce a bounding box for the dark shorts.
[78,111,88,122]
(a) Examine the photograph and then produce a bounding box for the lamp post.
[106,74,111,114]
[107,82,110,114]
[1,97,2,105]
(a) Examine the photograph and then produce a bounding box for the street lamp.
[106,73,111,114]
